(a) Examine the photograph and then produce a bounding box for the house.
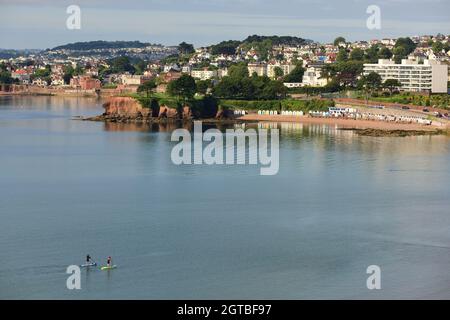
[70,76,101,90]
[302,67,328,87]
[51,75,65,86]
[162,70,182,83]
[247,62,267,76]
[120,74,147,86]
[267,62,296,79]
[32,78,48,86]
[190,69,217,80]
[11,69,31,84]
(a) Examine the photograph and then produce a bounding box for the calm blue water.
[1,96,450,299]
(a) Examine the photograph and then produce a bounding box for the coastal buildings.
[267,62,296,79]
[11,69,31,84]
[364,59,448,93]
[248,62,267,76]
[120,74,149,86]
[190,69,218,80]
[302,67,328,87]
[70,76,101,90]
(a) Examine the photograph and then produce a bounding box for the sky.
[0,0,449,49]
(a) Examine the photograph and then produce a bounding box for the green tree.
[284,64,305,82]
[349,48,365,61]
[33,65,51,78]
[365,44,380,63]
[336,61,364,88]
[273,66,284,79]
[393,37,416,63]
[432,41,444,54]
[167,74,197,100]
[196,79,212,95]
[133,59,147,75]
[336,48,349,62]
[334,37,346,46]
[228,63,249,79]
[358,72,382,103]
[63,65,75,84]
[211,40,240,55]
[383,78,402,95]
[137,79,157,97]
[378,47,393,59]
[0,70,14,84]
[178,42,195,55]
[109,56,135,74]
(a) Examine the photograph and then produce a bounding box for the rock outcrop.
[158,106,179,119]
[100,96,193,122]
[103,96,151,118]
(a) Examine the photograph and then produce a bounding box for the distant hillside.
[0,49,41,59]
[51,40,154,51]
[242,35,312,46]
[210,35,312,56]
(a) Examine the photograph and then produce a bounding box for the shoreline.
[79,114,449,136]
[237,114,449,133]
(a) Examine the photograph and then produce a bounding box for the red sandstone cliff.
[103,97,151,118]
[103,96,197,120]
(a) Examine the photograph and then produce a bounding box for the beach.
[238,114,449,132]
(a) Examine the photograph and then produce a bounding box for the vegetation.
[321,60,364,88]
[213,63,286,100]
[51,40,152,51]
[393,37,416,63]
[178,42,195,55]
[167,74,197,100]
[137,79,157,97]
[220,98,334,112]
[383,79,402,95]
[283,62,305,83]
[0,63,16,84]
[354,92,449,109]
[240,35,311,59]
[333,37,346,46]
[210,40,241,55]
[62,65,83,84]
[196,79,213,95]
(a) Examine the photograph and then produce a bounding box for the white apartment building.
[190,69,218,80]
[120,74,146,86]
[267,63,296,79]
[283,82,302,88]
[247,62,267,76]
[302,67,328,87]
[364,59,448,93]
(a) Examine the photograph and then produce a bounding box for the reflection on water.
[1,96,450,300]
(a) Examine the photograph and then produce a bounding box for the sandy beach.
[238,114,449,132]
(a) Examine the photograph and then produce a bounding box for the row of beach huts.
[309,107,432,125]
[234,107,433,126]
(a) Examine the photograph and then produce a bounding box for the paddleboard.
[101,265,117,270]
[80,262,97,267]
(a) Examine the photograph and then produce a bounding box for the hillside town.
[1,34,449,98]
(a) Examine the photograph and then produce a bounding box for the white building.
[302,67,328,87]
[32,78,48,86]
[364,59,448,93]
[190,69,217,80]
[283,82,302,88]
[247,62,267,76]
[267,63,296,79]
[120,74,145,86]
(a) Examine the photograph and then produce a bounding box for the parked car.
[402,106,410,110]
[423,108,429,112]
